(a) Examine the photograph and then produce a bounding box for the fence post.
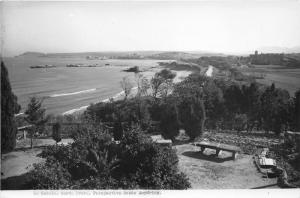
[23,130,27,140]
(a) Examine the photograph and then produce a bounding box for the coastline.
[62,70,192,115]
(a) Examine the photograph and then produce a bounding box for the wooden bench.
[192,141,241,160]
[150,135,172,147]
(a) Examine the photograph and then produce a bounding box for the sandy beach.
[62,69,192,115]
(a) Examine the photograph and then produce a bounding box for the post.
[23,130,27,140]
[200,146,205,153]
[216,149,220,156]
[232,152,237,160]
[30,133,33,149]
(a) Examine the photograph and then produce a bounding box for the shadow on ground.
[182,151,234,163]
[1,173,32,190]
[13,145,48,152]
[173,139,191,146]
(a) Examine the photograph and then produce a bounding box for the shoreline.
[62,69,192,115]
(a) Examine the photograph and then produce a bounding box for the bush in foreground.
[27,125,190,189]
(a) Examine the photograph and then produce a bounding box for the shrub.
[27,124,190,189]
[113,125,190,189]
[27,159,71,189]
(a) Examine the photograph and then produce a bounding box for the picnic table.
[192,141,241,160]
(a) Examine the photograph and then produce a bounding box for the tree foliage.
[120,76,133,100]
[1,61,21,152]
[52,122,62,143]
[25,97,49,148]
[159,97,180,140]
[87,69,296,142]
[260,83,291,134]
[27,125,191,189]
[295,89,300,131]
[150,69,176,98]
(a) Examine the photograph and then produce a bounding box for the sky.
[2,0,300,56]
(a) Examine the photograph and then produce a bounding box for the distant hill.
[249,52,300,67]
[148,52,197,60]
[16,51,161,59]
[16,51,223,60]
[17,52,46,57]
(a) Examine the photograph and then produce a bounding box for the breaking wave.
[62,87,138,115]
[50,88,96,97]
[62,105,89,115]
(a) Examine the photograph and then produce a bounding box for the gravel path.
[1,138,73,179]
[175,143,278,189]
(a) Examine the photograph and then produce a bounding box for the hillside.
[16,51,223,60]
[148,51,222,60]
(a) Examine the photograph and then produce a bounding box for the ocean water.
[4,56,175,115]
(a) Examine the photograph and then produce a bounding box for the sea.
[4,56,190,115]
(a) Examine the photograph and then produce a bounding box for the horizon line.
[8,48,300,57]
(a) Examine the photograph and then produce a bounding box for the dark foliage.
[24,97,49,148]
[85,97,154,135]
[295,89,300,131]
[86,69,297,140]
[27,159,72,189]
[260,84,292,134]
[27,125,190,189]
[150,69,176,98]
[174,73,296,136]
[113,126,190,189]
[1,61,21,153]
[158,98,180,140]
[123,66,139,73]
[52,122,62,143]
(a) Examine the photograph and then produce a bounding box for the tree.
[135,73,150,97]
[224,84,243,115]
[150,75,164,98]
[174,81,206,141]
[134,73,150,126]
[52,122,62,144]
[201,79,224,130]
[25,97,49,148]
[157,68,177,80]
[260,83,291,135]
[159,98,180,140]
[1,61,21,153]
[159,80,174,99]
[178,94,205,141]
[241,82,262,132]
[233,114,248,133]
[295,89,300,131]
[150,69,176,98]
[120,77,133,100]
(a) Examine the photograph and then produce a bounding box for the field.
[240,65,300,95]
